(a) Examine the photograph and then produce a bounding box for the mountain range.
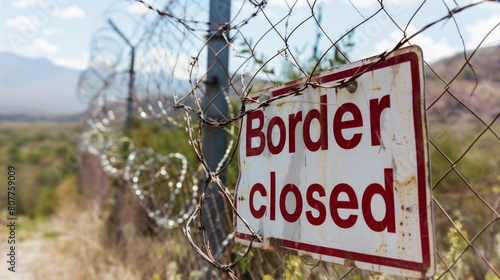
[0,52,87,116]
[425,44,499,125]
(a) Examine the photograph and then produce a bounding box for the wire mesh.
[76,0,500,279]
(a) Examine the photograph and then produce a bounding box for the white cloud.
[12,0,40,8]
[88,50,117,70]
[21,37,59,53]
[466,14,500,50]
[127,2,149,15]
[41,28,63,36]
[56,5,85,19]
[53,53,89,70]
[375,26,457,62]
[5,15,32,30]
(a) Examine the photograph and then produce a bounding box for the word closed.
[234,46,435,278]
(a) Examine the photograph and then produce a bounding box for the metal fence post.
[126,47,135,132]
[107,19,135,132]
[202,0,231,253]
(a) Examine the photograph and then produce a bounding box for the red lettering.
[304,109,320,150]
[320,94,328,151]
[330,183,358,228]
[250,183,267,218]
[270,171,276,220]
[249,170,396,232]
[267,117,286,154]
[306,183,327,226]
[333,103,363,149]
[245,94,393,155]
[246,110,265,156]
[288,112,302,153]
[303,95,329,151]
[370,95,390,146]
[280,184,303,223]
[362,168,395,232]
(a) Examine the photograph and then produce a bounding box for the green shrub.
[35,186,59,217]
[8,146,22,162]
[26,150,44,164]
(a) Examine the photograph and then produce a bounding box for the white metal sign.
[234,46,435,278]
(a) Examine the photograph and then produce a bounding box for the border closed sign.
[234,46,436,278]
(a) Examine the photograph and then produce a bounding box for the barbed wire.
[77,0,500,279]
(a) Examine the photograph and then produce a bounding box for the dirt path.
[0,236,52,280]
[0,219,73,280]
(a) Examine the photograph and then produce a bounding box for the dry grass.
[29,175,139,280]
[34,208,139,280]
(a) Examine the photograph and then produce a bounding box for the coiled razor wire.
[101,137,136,178]
[90,136,200,229]
[78,127,107,156]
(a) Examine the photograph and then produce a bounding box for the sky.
[0,0,148,70]
[0,0,499,72]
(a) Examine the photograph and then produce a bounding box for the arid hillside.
[426,45,500,125]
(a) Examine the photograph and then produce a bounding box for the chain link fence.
[76,0,500,279]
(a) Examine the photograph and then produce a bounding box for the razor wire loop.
[127,148,199,228]
[101,137,136,178]
[78,127,107,156]
[91,134,203,229]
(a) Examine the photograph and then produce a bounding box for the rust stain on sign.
[344,253,357,267]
